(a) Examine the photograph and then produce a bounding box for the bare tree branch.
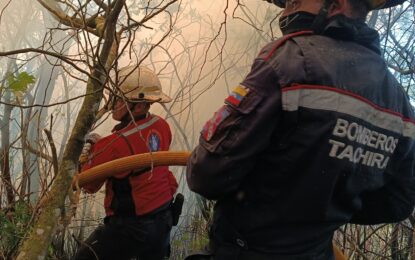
[37,0,99,36]
[0,48,90,76]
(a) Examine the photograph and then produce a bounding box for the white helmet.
[115,66,172,103]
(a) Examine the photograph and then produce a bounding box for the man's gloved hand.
[85,133,102,144]
[79,133,102,165]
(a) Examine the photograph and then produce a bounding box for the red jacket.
[82,114,178,216]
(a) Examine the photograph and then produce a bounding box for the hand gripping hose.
[72,150,347,260]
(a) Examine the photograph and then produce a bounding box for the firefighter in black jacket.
[186,0,415,259]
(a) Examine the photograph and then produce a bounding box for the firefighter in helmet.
[74,66,178,260]
[186,0,415,259]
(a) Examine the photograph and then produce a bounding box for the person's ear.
[329,0,348,16]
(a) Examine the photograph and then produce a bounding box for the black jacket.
[187,15,415,257]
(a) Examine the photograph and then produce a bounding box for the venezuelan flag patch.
[225,85,250,107]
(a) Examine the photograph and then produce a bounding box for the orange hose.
[73,151,190,189]
[333,243,347,260]
[72,150,347,260]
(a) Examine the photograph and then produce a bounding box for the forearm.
[187,146,248,200]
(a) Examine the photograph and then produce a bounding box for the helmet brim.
[378,0,406,8]
[126,92,172,103]
[268,0,285,8]
[143,93,172,103]
[267,0,406,10]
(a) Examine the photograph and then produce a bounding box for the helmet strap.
[311,0,334,33]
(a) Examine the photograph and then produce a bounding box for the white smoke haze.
[2,0,414,258]
[0,0,280,258]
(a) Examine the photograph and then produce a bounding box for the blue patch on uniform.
[148,133,161,152]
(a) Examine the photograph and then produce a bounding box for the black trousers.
[73,209,173,260]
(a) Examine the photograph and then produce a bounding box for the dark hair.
[347,0,370,20]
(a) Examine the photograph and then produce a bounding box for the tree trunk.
[391,223,400,260]
[15,1,124,259]
[0,91,16,208]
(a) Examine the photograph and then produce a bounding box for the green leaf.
[6,73,16,87]
[7,72,36,93]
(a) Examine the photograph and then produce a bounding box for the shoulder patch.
[147,130,161,152]
[201,105,231,141]
[225,85,250,107]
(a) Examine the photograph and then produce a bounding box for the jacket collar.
[281,12,381,55]
[322,15,381,54]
